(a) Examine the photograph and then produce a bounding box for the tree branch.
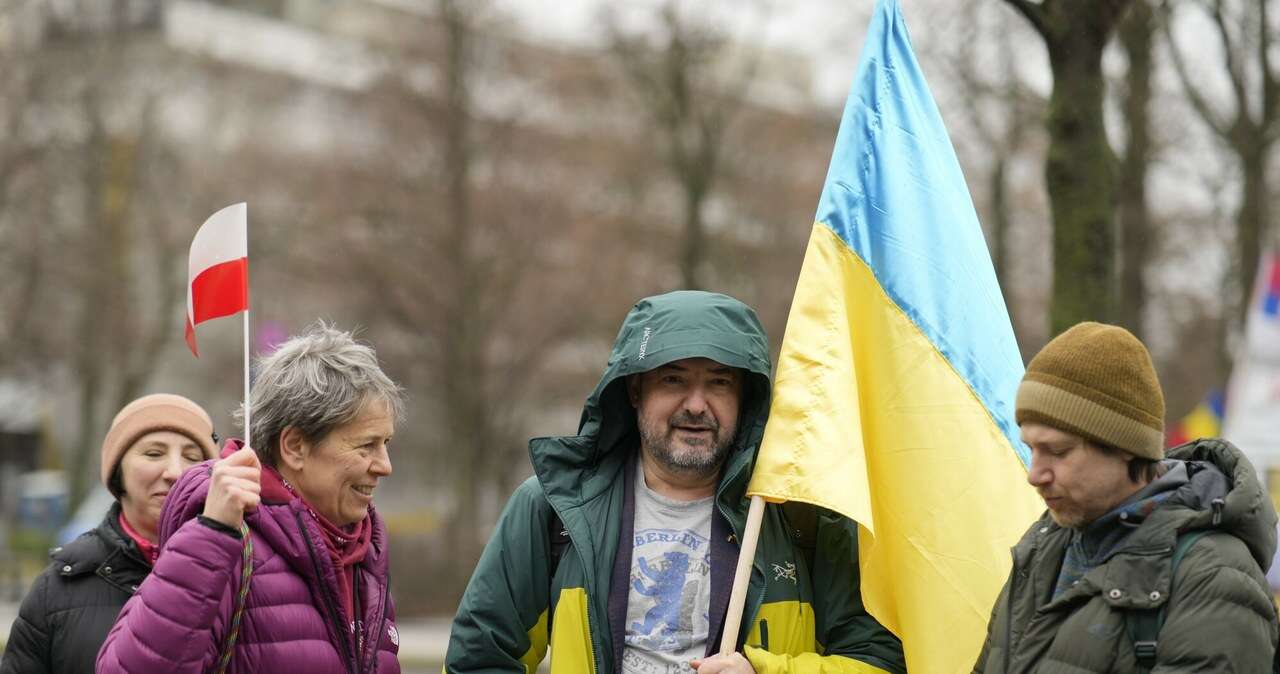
[1259,0,1280,139]
[1209,0,1251,134]
[1002,0,1049,39]
[1159,0,1231,138]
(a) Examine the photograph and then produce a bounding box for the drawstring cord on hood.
[1211,498,1225,527]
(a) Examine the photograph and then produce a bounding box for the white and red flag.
[185,203,249,356]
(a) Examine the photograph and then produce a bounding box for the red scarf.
[260,464,373,623]
[118,512,159,566]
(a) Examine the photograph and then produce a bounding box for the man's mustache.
[669,411,718,431]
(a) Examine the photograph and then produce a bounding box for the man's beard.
[638,409,737,478]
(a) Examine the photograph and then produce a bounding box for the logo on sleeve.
[387,623,399,646]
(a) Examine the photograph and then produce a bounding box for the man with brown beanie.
[973,322,1279,673]
[1,393,218,674]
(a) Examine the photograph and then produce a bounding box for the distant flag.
[1166,388,1225,447]
[1223,250,1280,470]
[1263,252,1280,317]
[185,203,249,357]
[740,1,1041,671]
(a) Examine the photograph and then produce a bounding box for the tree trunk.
[989,155,1013,311]
[680,177,707,289]
[1117,0,1154,341]
[1162,0,1278,340]
[1044,21,1121,333]
[1004,0,1131,335]
[1235,141,1269,327]
[437,0,490,586]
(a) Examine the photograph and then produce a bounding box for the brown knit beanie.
[1016,322,1165,460]
[100,393,219,491]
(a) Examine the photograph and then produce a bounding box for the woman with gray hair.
[97,323,405,674]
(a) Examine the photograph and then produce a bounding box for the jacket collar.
[52,501,149,592]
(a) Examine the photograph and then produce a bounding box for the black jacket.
[1,502,149,674]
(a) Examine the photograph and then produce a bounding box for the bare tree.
[0,11,188,507]
[1002,0,1133,333]
[605,3,760,290]
[940,5,1046,325]
[67,92,186,508]
[1117,0,1157,341]
[303,0,617,587]
[0,6,47,372]
[1162,0,1279,332]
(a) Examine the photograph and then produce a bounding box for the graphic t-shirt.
[622,462,714,674]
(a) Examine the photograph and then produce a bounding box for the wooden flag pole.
[719,494,766,655]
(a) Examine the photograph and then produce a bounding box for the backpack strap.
[547,512,571,625]
[1128,529,1212,673]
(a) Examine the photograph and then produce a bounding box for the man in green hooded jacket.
[446,291,905,674]
[974,322,1279,673]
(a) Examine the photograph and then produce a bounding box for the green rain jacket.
[973,438,1279,673]
[445,291,905,674]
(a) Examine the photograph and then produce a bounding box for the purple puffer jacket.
[96,452,400,674]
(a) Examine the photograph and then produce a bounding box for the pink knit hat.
[99,393,219,489]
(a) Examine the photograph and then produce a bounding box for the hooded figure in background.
[974,322,1279,673]
[446,290,905,674]
[0,393,219,674]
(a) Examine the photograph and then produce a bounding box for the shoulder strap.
[1128,529,1212,673]
[214,523,254,674]
[547,511,571,625]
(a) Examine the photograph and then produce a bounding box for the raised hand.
[201,447,262,529]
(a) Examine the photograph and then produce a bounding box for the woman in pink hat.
[0,393,219,674]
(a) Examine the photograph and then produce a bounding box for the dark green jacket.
[445,291,904,674]
[974,438,1279,673]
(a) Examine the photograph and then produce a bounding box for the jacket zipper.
[364,569,392,674]
[295,510,359,674]
[551,508,600,674]
[569,530,599,673]
[355,573,364,657]
[718,501,766,652]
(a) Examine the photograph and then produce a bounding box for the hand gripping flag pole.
[185,202,251,441]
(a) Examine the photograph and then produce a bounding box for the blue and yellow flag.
[747,1,1041,670]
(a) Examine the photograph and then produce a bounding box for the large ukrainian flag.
[746,1,1042,671]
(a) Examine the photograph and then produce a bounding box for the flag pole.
[719,494,766,655]
[243,308,251,447]
[241,204,251,448]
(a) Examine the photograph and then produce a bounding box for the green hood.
[530,290,772,516]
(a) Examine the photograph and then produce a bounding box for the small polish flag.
[185,203,249,356]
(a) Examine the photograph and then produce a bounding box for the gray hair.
[237,322,405,467]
